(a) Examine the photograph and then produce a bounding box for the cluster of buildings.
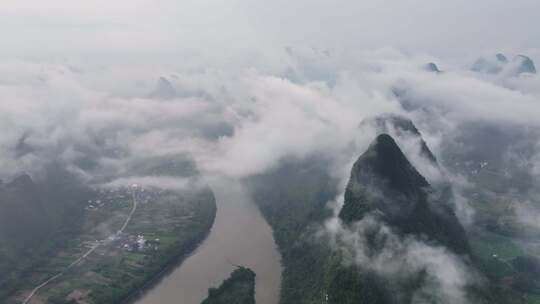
[120,234,160,252]
[85,188,131,211]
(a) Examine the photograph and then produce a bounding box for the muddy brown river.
[133,178,282,304]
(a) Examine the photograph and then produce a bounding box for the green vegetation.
[470,230,523,261]
[201,267,256,304]
[248,145,467,304]
[461,174,540,304]
[0,164,91,300]
[340,134,469,255]
[248,133,533,304]
[247,154,415,304]
[327,267,391,304]
[247,157,338,304]
[88,188,216,304]
[5,187,216,304]
[469,219,540,303]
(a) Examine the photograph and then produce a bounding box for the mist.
[2,2,540,303]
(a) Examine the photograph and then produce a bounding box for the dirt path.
[22,188,138,304]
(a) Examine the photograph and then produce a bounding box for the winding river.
[133,178,282,304]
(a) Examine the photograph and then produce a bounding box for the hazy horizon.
[2,0,540,62]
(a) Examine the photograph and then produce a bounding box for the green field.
[468,193,540,304]
[7,186,216,304]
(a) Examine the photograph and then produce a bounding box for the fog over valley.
[1,1,540,304]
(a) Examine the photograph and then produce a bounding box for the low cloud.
[513,201,540,231]
[103,176,192,191]
[324,213,479,304]
[1,47,539,211]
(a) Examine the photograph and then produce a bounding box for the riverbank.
[201,266,256,304]
[9,187,217,304]
[246,159,337,304]
[121,205,216,304]
[133,178,282,304]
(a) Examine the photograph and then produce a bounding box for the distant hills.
[472,53,536,76]
[424,62,441,73]
[149,77,177,99]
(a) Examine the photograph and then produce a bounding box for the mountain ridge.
[339,133,469,255]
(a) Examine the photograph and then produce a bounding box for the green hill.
[201,267,256,304]
[0,165,91,299]
[339,133,469,255]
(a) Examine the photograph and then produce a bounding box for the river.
[133,178,282,304]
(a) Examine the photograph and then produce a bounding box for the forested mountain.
[0,174,52,255]
[201,267,256,304]
[0,165,91,299]
[248,124,488,304]
[247,157,337,304]
[339,134,469,254]
[367,114,438,164]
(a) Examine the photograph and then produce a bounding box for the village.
[12,185,216,304]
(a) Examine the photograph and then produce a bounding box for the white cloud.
[104,175,191,190]
[0,48,538,229]
[324,215,478,304]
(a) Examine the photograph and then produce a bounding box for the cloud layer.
[2,49,540,187]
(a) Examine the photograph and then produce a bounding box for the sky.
[2,0,540,62]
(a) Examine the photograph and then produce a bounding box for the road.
[22,187,139,304]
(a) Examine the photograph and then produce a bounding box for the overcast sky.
[2,0,539,62]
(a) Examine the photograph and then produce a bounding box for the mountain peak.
[512,55,536,75]
[370,133,409,165]
[341,134,429,214]
[371,114,438,164]
[149,76,177,99]
[472,55,505,74]
[339,134,469,254]
[8,173,35,190]
[424,62,441,73]
[373,133,398,149]
[15,132,34,158]
[496,53,508,63]
[472,53,536,76]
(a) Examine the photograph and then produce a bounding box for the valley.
[5,185,216,304]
